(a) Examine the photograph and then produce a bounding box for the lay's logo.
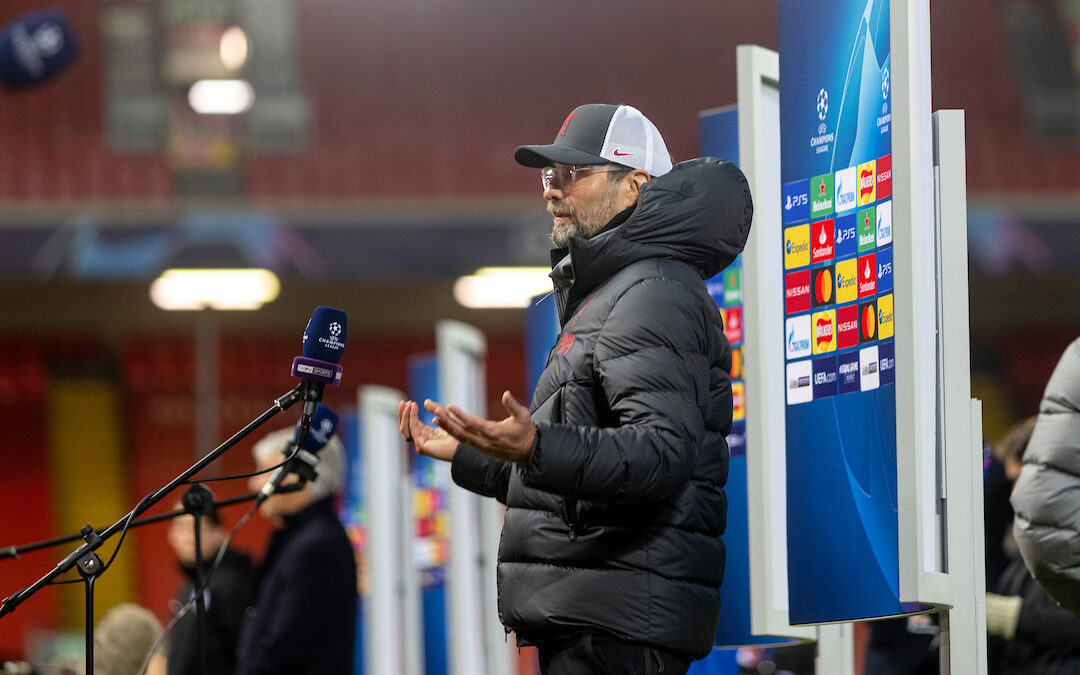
[812,309,836,354]
[857,160,876,205]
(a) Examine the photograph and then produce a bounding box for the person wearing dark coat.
[399,103,752,674]
[166,499,253,675]
[235,427,356,675]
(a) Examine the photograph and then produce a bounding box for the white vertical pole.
[736,43,816,646]
[362,385,416,675]
[815,624,854,675]
[437,321,499,675]
[893,0,952,605]
[932,109,986,675]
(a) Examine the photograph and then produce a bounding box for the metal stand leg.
[77,549,104,675]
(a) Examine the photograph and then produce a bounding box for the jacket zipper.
[562,497,578,541]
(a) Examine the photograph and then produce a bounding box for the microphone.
[291,306,347,447]
[0,9,79,88]
[257,404,339,504]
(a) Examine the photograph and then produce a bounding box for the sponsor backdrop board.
[779,0,912,623]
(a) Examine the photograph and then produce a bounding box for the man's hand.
[424,390,536,466]
[398,399,458,462]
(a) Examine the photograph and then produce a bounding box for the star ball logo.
[812,309,836,354]
[817,88,829,120]
[882,66,890,101]
[329,321,342,337]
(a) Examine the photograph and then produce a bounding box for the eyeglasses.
[540,164,624,191]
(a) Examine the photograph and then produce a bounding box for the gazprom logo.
[788,327,810,355]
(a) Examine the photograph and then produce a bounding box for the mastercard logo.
[862,304,877,340]
[814,267,833,304]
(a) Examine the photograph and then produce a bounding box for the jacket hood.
[551,157,753,302]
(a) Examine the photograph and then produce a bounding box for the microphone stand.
[0,385,305,675]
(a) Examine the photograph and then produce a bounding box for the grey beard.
[548,184,621,248]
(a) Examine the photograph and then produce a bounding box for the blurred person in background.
[235,426,355,675]
[1011,337,1080,619]
[94,603,166,675]
[400,103,752,675]
[165,492,252,675]
[986,414,1080,673]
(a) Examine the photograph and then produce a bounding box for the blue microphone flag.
[295,403,338,453]
[0,9,80,88]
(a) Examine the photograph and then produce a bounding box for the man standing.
[399,103,752,674]
[235,427,357,675]
[166,497,252,675]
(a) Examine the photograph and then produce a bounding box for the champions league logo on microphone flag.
[0,9,80,88]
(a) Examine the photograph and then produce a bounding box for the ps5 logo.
[817,88,829,121]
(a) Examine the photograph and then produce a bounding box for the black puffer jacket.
[1012,337,1080,617]
[451,157,752,658]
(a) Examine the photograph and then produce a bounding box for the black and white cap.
[514,103,673,177]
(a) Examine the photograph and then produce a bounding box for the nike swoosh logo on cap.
[612,149,633,156]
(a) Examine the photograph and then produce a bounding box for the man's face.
[545,164,626,248]
[248,453,311,526]
[167,510,226,567]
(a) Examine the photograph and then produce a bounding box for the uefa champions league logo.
[882,67,890,100]
[329,321,342,337]
[817,88,829,121]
